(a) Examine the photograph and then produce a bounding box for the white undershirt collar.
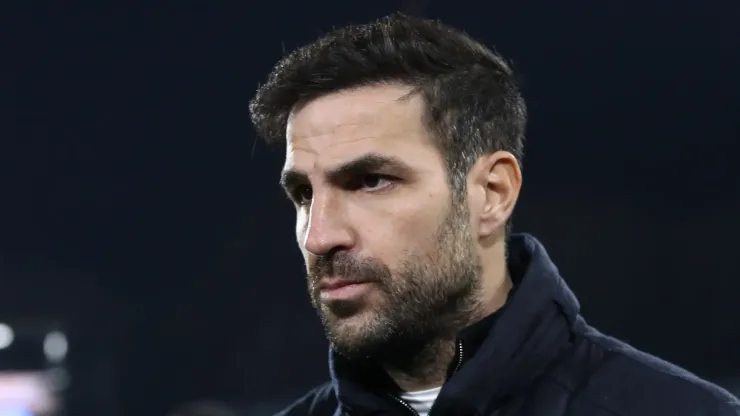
[399,387,442,416]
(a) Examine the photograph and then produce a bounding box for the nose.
[302,192,355,256]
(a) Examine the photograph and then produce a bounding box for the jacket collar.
[328,233,582,415]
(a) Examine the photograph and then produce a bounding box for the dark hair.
[249,13,526,194]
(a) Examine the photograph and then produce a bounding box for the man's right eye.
[292,185,313,205]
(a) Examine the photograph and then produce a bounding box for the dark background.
[2,0,739,415]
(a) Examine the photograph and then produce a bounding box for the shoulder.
[556,326,740,415]
[273,382,338,416]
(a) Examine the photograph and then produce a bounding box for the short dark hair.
[249,13,527,193]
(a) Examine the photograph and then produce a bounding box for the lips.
[317,278,375,303]
[318,279,368,291]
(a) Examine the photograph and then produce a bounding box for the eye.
[354,174,395,191]
[292,185,313,205]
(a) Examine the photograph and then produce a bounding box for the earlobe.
[474,152,522,238]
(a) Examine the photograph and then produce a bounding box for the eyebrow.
[279,153,412,192]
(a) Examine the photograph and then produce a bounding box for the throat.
[382,338,458,392]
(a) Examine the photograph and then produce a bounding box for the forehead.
[284,84,440,171]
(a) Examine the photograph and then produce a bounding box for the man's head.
[249,14,525,360]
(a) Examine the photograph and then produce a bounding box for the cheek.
[295,212,312,268]
[295,210,308,245]
[397,196,446,235]
[363,204,443,259]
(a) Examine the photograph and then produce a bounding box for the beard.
[306,198,482,362]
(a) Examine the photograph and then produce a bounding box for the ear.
[467,151,522,238]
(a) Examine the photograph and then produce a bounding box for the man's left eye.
[357,174,394,190]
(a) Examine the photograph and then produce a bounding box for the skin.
[281,83,522,391]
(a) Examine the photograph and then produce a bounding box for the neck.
[478,237,513,317]
[382,337,457,392]
[383,250,513,392]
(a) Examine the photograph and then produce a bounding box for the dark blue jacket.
[276,234,740,416]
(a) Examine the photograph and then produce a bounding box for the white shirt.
[399,387,442,416]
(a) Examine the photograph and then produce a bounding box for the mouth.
[318,279,374,301]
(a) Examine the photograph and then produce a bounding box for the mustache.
[310,251,389,283]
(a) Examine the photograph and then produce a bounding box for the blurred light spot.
[43,331,68,362]
[0,406,34,416]
[0,323,13,350]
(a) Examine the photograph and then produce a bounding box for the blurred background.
[2,0,739,415]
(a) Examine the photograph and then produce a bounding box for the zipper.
[388,394,421,416]
[450,340,464,374]
[386,340,465,416]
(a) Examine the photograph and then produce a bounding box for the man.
[249,13,740,416]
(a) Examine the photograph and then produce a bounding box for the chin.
[330,337,380,360]
[325,309,373,334]
[326,317,386,354]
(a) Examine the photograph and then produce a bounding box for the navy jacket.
[276,234,740,416]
